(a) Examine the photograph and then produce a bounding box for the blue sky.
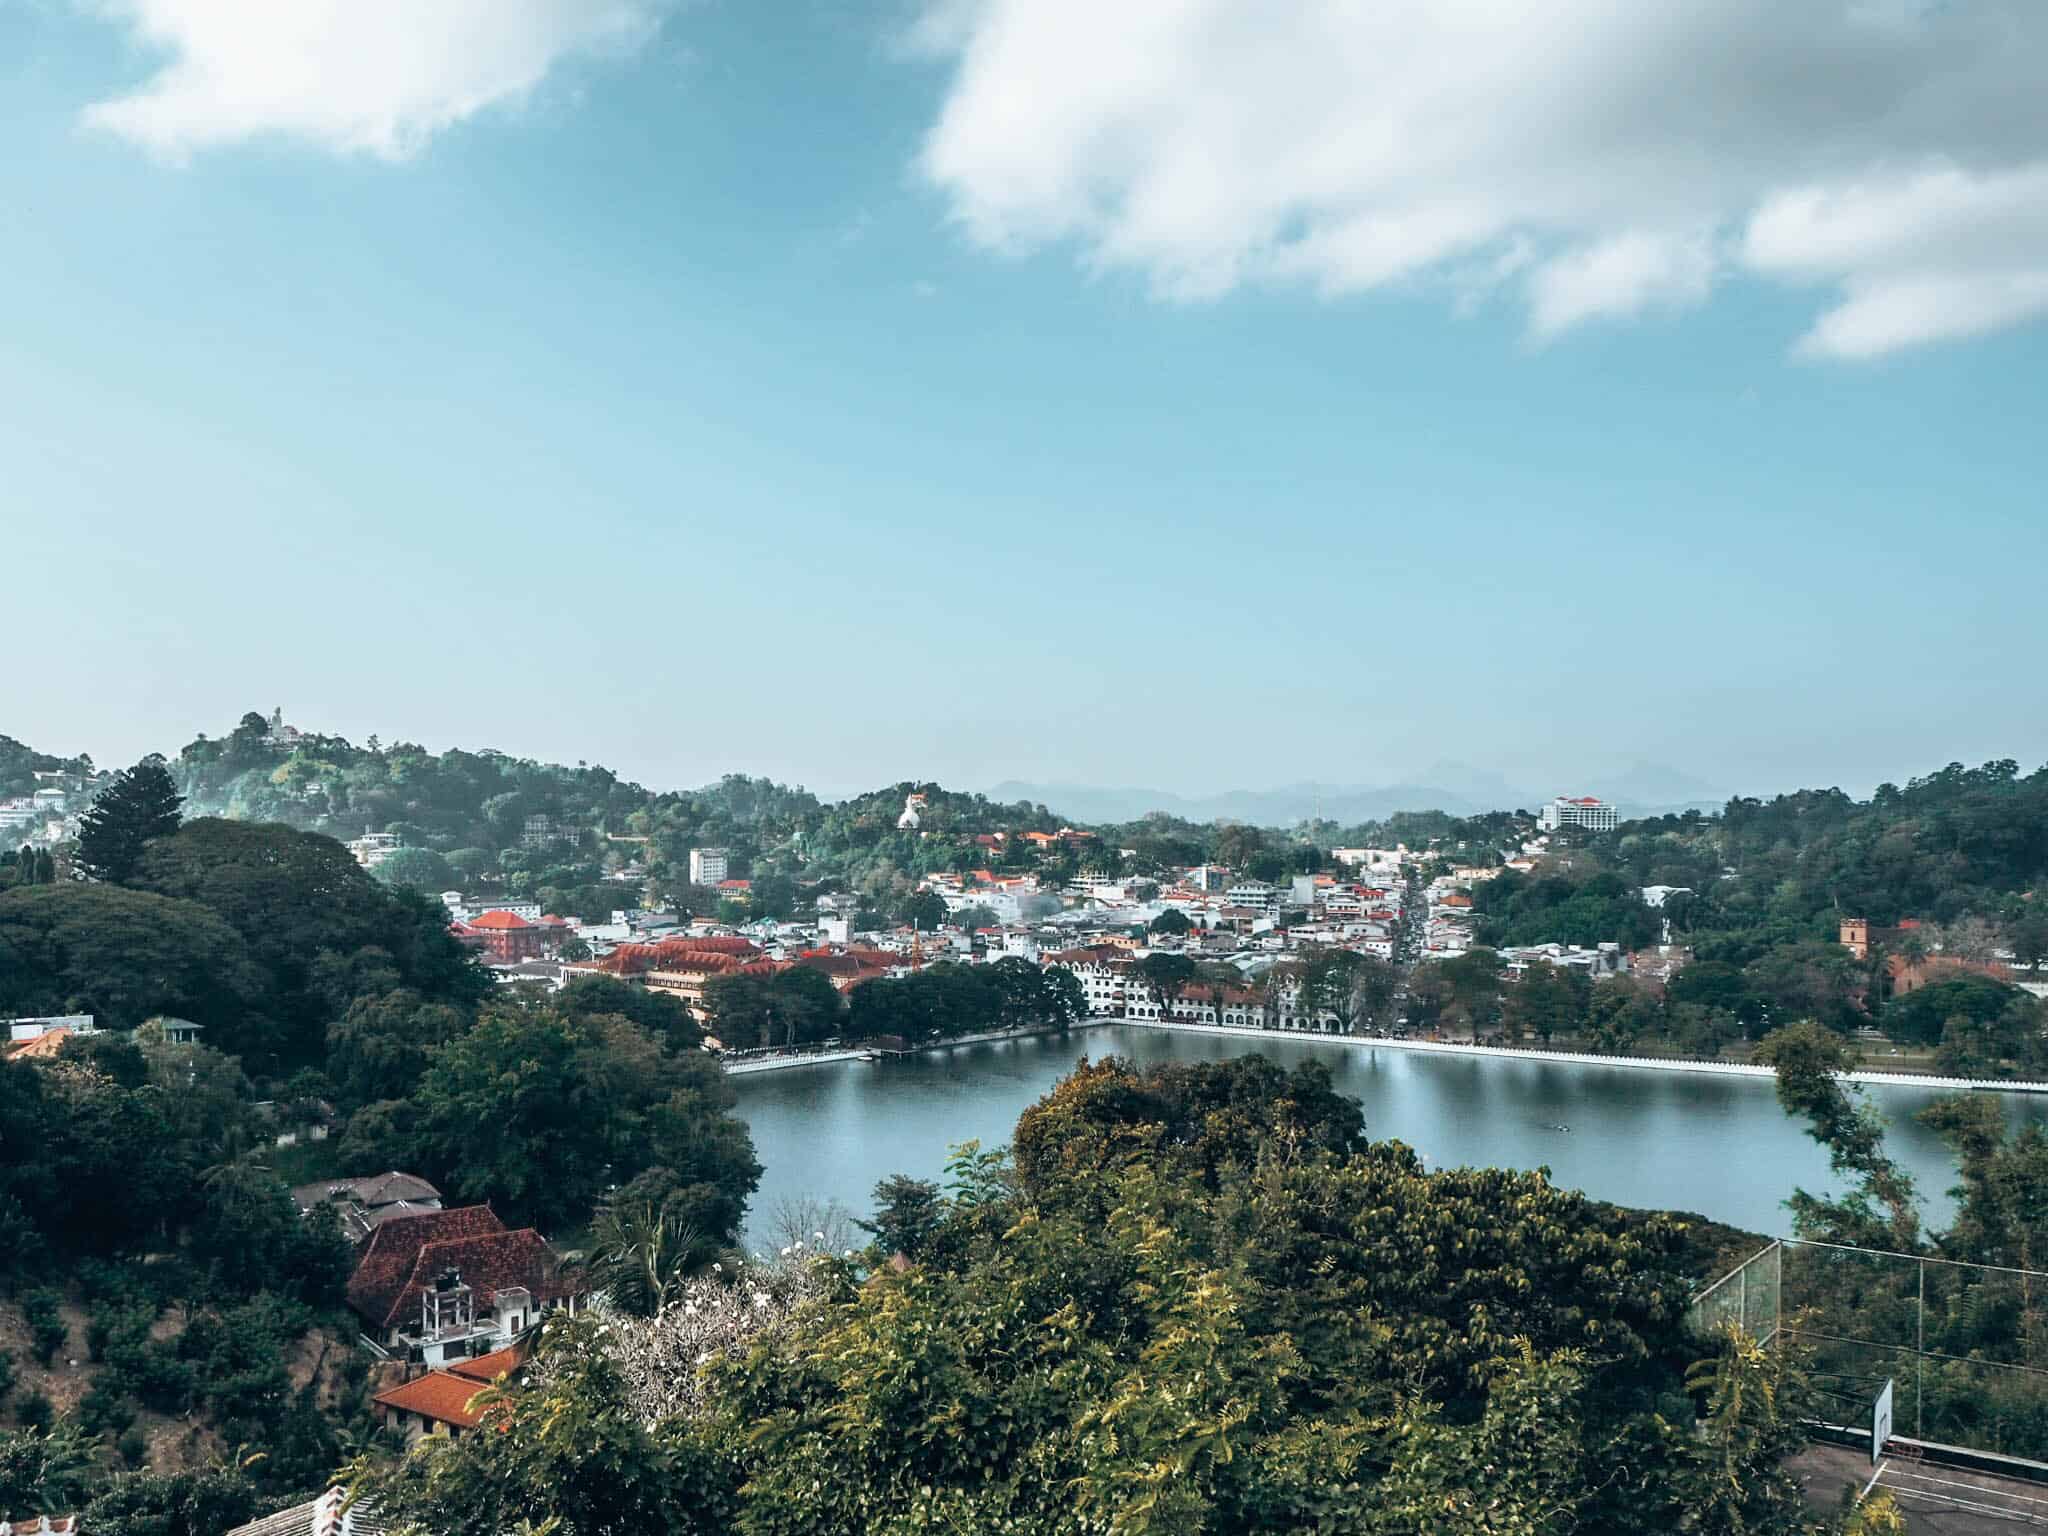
[5,0,2046,802]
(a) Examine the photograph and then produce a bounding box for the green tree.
[857,1173,945,1261]
[371,846,458,894]
[700,969,843,1052]
[325,988,470,1108]
[1149,908,1192,937]
[133,819,486,1069]
[406,1004,758,1235]
[1134,951,1197,1003]
[75,757,184,884]
[1756,1020,1920,1247]
[0,883,272,1036]
[900,890,946,931]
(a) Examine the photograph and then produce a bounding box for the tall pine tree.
[75,756,184,883]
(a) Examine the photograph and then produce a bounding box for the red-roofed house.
[372,1370,493,1442]
[346,1207,581,1367]
[371,1340,532,1443]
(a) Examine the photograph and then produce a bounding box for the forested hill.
[1593,759,2048,930]
[0,733,93,798]
[152,713,1066,922]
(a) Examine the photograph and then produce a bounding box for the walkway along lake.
[731,1023,2048,1242]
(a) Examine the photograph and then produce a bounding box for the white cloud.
[1527,232,1717,340]
[82,0,674,160]
[915,0,2048,356]
[1744,165,2048,357]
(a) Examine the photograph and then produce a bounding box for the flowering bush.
[547,1241,847,1426]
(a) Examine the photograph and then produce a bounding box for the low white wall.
[1094,1017,2048,1095]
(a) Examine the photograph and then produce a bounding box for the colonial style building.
[346,1206,581,1368]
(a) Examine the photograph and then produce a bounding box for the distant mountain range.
[985,761,1730,828]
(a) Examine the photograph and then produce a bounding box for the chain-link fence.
[1688,1240,1782,1344]
[1690,1238,2048,1460]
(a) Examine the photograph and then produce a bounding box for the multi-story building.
[463,910,545,963]
[1044,946,1131,1016]
[346,1206,582,1368]
[689,847,730,887]
[1537,796,1620,833]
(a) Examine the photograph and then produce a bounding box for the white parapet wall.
[1097,1017,2048,1095]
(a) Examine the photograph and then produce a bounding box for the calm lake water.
[733,1025,2048,1245]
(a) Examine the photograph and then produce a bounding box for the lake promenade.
[722,1015,2048,1094]
[1102,1017,2048,1095]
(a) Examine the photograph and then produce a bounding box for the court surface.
[1792,1442,2048,1532]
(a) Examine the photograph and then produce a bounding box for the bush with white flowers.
[560,1243,843,1425]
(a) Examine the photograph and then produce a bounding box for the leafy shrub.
[21,1289,68,1366]
[78,1381,136,1437]
[115,1427,149,1468]
[14,1389,52,1432]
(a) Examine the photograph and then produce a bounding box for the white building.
[1537,797,1620,834]
[688,848,730,887]
[347,831,403,870]
[1224,881,1279,914]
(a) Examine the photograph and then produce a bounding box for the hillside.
[0,734,93,799]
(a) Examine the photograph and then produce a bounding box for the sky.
[4,0,2046,803]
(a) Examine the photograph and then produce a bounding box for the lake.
[733,1024,2048,1246]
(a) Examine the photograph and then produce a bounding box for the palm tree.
[582,1202,702,1317]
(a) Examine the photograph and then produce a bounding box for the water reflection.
[732,1026,2048,1242]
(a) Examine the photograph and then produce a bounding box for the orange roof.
[448,1341,530,1384]
[374,1370,492,1429]
[469,910,532,930]
[5,1031,72,1061]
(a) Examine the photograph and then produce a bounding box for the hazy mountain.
[983,778,1520,827]
[1576,760,1729,812]
[987,759,1728,828]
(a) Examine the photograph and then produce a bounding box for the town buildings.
[689,847,731,886]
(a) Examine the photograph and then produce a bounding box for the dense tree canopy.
[0,883,270,1035]
[131,819,486,1069]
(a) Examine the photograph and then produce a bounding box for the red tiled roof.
[347,1206,507,1326]
[793,950,894,978]
[469,910,532,930]
[447,1340,530,1384]
[377,1227,574,1332]
[373,1371,492,1430]
[593,937,766,977]
[716,879,752,890]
